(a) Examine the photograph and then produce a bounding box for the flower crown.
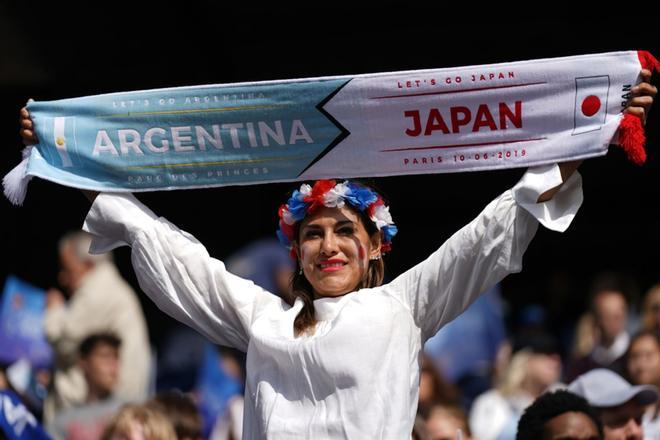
[277,179,398,258]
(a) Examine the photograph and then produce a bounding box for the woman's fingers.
[20,129,37,145]
[640,69,652,80]
[624,106,646,120]
[633,82,658,98]
[20,118,33,129]
[19,105,38,144]
[624,71,657,124]
[629,95,654,109]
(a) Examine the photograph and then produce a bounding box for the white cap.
[568,368,659,408]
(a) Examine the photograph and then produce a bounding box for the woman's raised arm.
[82,192,284,352]
[385,69,655,341]
[19,106,284,351]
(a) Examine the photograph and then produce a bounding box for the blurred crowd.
[1,230,660,440]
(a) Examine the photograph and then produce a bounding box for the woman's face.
[296,206,380,298]
[647,290,660,328]
[526,353,561,389]
[627,335,660,385]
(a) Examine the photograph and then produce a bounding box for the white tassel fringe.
[3,146,34,206]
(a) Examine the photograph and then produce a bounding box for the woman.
[425,404,473,440]
[19,71,656,439]
[417,355,460,418]
[626,330,660,438]
[469,343,562,440]
[101,404,177,440]
[641,284,660,334]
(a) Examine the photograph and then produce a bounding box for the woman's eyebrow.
[303,220,355,230]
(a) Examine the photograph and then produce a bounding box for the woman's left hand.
[537,69,656,203]
[625,69,657,125]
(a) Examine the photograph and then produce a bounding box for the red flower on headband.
[304,179,336,215]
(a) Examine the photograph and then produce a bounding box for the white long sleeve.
[83,195,285,352]
[387,163,582,341]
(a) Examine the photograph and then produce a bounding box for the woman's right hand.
[20,103,99,203]
[19,104,38,145]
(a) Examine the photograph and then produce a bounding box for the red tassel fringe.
[638,50,660,72]
[618,113,647,166]
[615,51,659,166]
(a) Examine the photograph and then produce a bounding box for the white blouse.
[82,164,582,439]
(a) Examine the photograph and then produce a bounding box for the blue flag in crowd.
[196,344,243,438]
[0,276,53,368]
[0,390,51,439]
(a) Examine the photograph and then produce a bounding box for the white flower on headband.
[299,184,312,198]
[371,204,394,229]
[282,210,296,226]
[324,181,350,208]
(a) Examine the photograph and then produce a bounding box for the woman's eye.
[303,230,321,239]
[338,227,355,235]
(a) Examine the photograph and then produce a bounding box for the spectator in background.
[516,389,603,440]
[571,312,598,363]
[147,391,203,440]
[626,331,660,438]
[569,368,658,440]
[417,355,460,418]
[155,324,206,393]
[423,285,507,409]
[48,334,125,440]
[640,284,660,336]
[567,287,630,382]
[425,404,473,440]
[208,347,246,440]
[470,334,562,440]
[43,231,150,423]
[101,404,176,440]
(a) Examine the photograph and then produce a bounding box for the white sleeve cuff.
[512,163,583,233]
[82,192,158,254]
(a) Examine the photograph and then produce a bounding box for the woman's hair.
[417,356,460,418]
[641,284,660,331]
[427,404,472,436]
[629,329,660,353]
[291,205,385,336]
[570,312,597,359]
[496,349,532,396]
[626,329,660,380]
[101,404,177,440]
[146,391,203,440]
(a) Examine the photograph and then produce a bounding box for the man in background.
[49,333,125,440]
[43,231,150,422]
[569,368,658,440]
[516,389,603,440]
[567,286,631,381]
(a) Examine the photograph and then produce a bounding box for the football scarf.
[5,50,656,205]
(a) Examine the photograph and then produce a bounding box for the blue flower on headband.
[286,190,308,222]
[382,224,398,243]
[344,183,378,211]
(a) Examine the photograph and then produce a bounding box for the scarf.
[4,50,657,205]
